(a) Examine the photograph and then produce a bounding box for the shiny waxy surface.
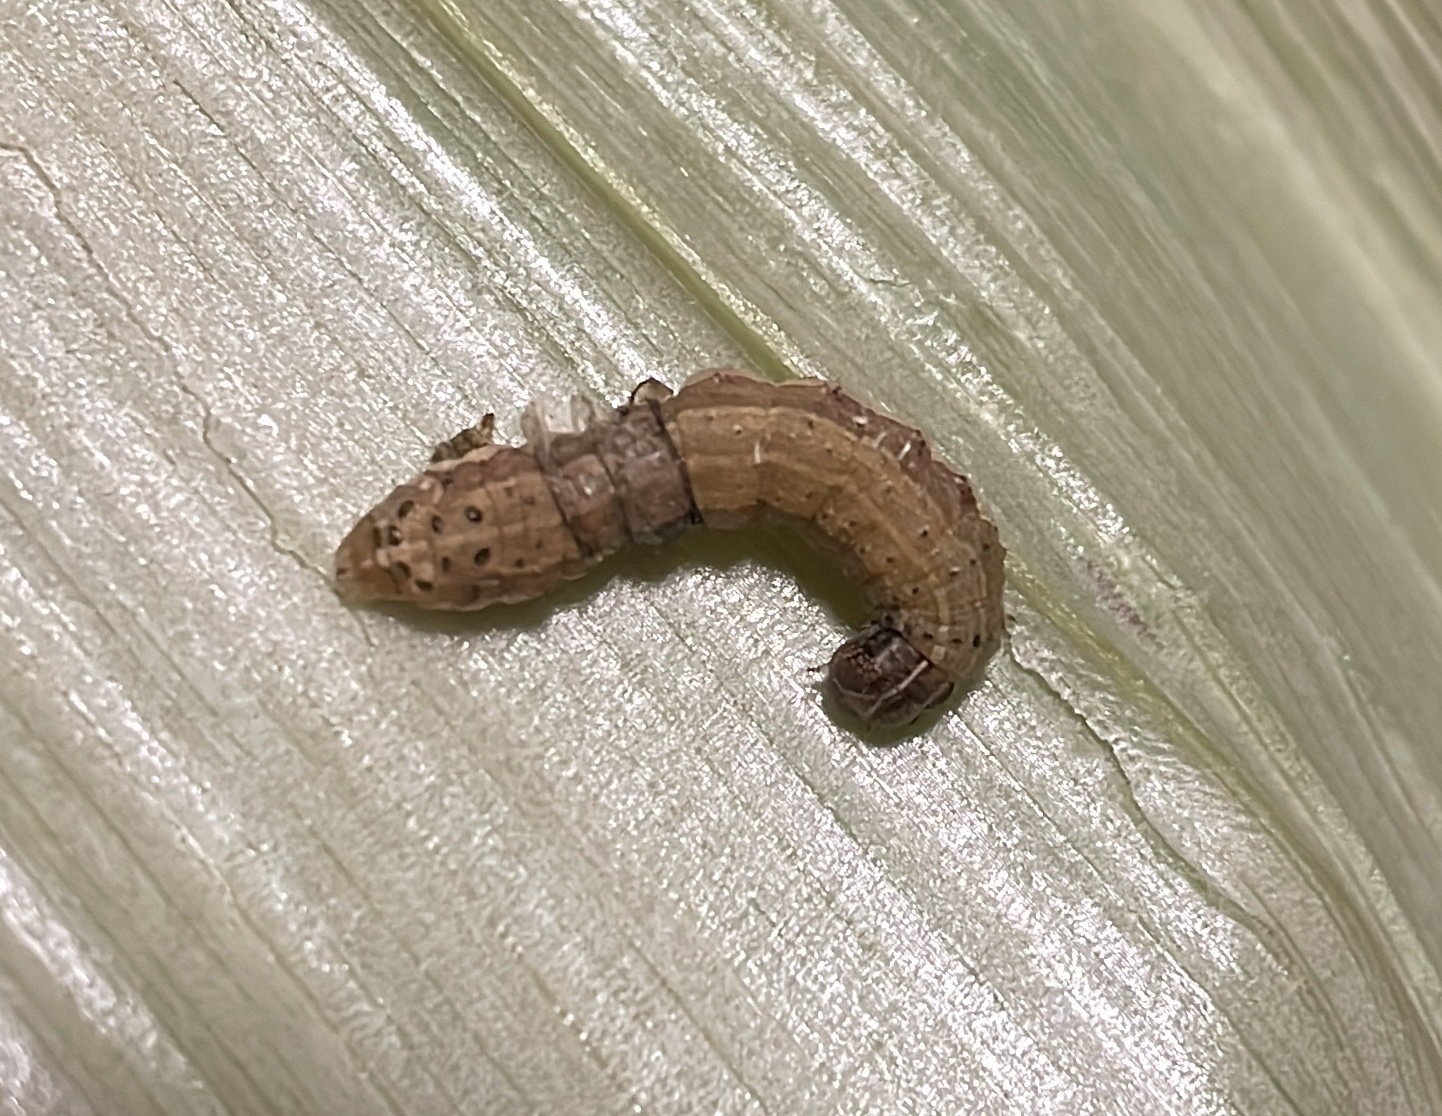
[1,0,1439,1112]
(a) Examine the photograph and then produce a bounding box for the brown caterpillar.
[334,371,1005,725]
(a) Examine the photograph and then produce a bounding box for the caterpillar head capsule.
[827,624,955,726]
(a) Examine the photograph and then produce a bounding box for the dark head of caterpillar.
[826,624,955,727]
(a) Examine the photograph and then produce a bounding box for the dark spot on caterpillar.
[474,547,491,565]
[431,515,444,533]
[513,558,525,568]
[393,561,411,579]
[972,634,982,648]
[440,556,451,572]
[414,579,433,592]
[385,525,402,546]
[465,506,483,522]
[397,499,414,518]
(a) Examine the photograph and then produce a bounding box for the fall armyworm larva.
[334,370,1005,726]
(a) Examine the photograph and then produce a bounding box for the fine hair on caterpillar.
[334,370,1006,727]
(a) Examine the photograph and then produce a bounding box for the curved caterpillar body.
[334,371,1005,725]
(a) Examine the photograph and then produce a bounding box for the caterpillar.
[334,371,1005,726]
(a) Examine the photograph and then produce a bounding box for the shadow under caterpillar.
[334,370,1005,726]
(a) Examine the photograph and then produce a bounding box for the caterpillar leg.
[431,413,496,463]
